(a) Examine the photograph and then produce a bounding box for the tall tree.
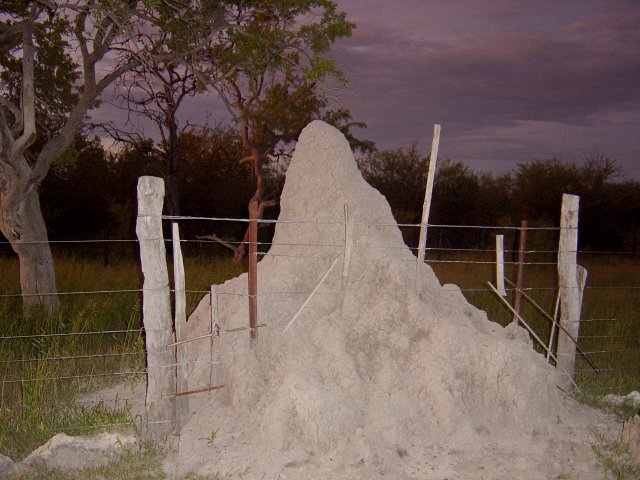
[177,125,255,239]
[357,144,428,247]
[104,60,197,216]
[193,1,357,261]
[512,159,582,224]
[358,148,485,249]
[0,0,229,315]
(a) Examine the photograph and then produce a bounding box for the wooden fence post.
[342,204,353,285]
[417,124,441,268]
[172,222,188,424]
[512,220,528,325]
[210,285,220,387]
[556,193,583,390]
[136,176,176,437]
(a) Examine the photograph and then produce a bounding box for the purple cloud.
[87,0,640,178]
[331,0,640,177]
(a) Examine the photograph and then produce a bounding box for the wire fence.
[1,215,639,456]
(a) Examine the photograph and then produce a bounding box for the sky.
[327,0,640,179]
[92,0,640,180]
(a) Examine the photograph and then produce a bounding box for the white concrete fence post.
[495,234,507,296]
[136,176,176,437]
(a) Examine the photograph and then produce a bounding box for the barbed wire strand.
[0,329,143,340]
[0,351,146,364]
[2,355,227,383]
[557,348,640,356]
[159,214,562,231]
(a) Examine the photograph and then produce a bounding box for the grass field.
[0,246,244,460]
[0,246,638,460]
[430,250,640,402]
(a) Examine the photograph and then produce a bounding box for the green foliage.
[177,125,258,233]
[40,136,116,242]
[196,0,365,164]
[357,148,640,253]
[22,126,283,255]
[554,474,577,480]
[357,143,429,221]
[0,252,244,460]
[0,8,79,141]
[205,429,218,446]
[427,250,640,399]
[20,438,169,480]
[358,147,487,248]
[322,107,376,154]
[591,429,640,480]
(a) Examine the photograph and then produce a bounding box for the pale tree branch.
[74,10,90,68]
[32,7,141,182]
[0,96,23,135]
[96,60,140,92]
[0,108,13,153]
[89,120,146,147]
[0,19,28,46]
[9,5,39,159]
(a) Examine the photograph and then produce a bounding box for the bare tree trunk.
[164,108,181,216]
[1,2,142,319]
[0,157,59,316]
[229,105,284,263]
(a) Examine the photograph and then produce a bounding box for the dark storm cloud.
[331,0,640,177]
[89,1,640,177]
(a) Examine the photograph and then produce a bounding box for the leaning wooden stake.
[503,277,595,370]
[248,200,258,349]
[487,281,581,392]
[210,285,219,387]
[136,176,176,438]
[556,194,583,391]
[283,257,340,333]
[172,223,188,426]
[417,124,441,267]
[342,204,353,285]
[547,291,562,363]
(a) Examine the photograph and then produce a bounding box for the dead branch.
[196,234,237,252]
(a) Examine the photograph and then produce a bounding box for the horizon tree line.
[1,128,636,260]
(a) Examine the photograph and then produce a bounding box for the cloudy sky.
[94,0,640,179]
[326,0,640,179]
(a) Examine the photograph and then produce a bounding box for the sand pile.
[168,120,617,479]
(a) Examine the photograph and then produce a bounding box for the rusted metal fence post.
[556,194,585,391]
[136,176,176,438]
[512,220,528,325]
[248,200,258,348]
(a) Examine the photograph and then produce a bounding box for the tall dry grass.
[0,246,638,458]
[0,250,243,459]
[429,250,640,399]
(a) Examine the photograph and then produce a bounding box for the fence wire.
[1,216,638,444]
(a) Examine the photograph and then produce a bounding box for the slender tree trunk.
[0,156,59,316]
[165,115,181,216]
[232,141,277,263]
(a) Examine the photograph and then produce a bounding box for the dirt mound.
[169,120,617,479]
